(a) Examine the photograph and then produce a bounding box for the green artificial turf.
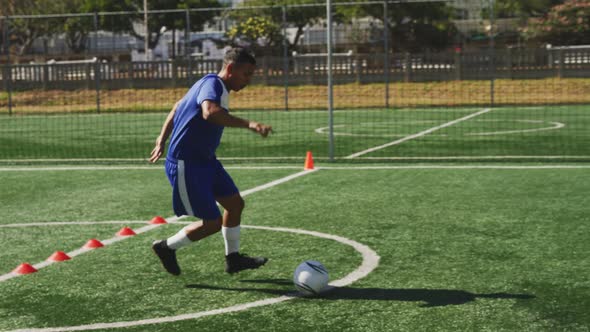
[1,105,589,161]
[0,165,589,331]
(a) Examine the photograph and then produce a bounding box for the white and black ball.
[293,260,329,295]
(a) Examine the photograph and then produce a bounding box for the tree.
[226,16,282,54]
[487,0,564,19]
[2,0,66,56]
[341,1,458,52]
[57,0,94,54]
[521,0,590,45]
[1,0,96,56]
[226,0,324,53]
[86,0,222,52]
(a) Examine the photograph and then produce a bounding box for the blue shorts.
[165,158,239,220]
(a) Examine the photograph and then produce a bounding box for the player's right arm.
[202,100,272,138]
[149,101,179,163]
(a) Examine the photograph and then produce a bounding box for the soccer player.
[149,48,272,276]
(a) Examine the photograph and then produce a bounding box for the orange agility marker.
[304,151,315,170]
[13,263,38,275]
[149,216,167,224]
[116,227,137,236]
[84,239,104,249]
[48,251,71,262]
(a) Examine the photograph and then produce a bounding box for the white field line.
[318,165,590,170]
[0,221,148,228]
[315,119,564,138]
[7,225,379,332]
[0,169,318,283]
[0,158,147,162]
[0,220,180,283]
[0,166,303,172]
[2,155,590,167]
[0,157,307,163]
[345,108,492,159]
[0,221,195,228]
[465,120,564,136]
[357,156,590,160]
[0,161,590,172]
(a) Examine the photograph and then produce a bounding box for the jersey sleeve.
[196,77,224,106]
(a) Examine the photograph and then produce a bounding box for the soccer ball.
[293,260,329,295]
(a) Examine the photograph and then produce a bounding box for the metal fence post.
[557,49,564,78]
[489,0,495,108]
[404,52,411,82]
[262,56,269,84]
[185,9,192,86]
[3,18,12,116]
[355,55,361,83]
[282,5,289,112]
[506,48,512,79]
[43,63,49,90]
[383,1,390,109]
[94,12,101,113]
[454,50,462,80]
[327,0,334,161]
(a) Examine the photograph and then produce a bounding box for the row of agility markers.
[11,152,313,275]
[11,216,167,275]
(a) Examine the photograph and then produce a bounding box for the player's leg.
[184,218,222,241]
[216,193,244,255]
[153,218,222,276]
[213,162,268,274]
[153,160,221,276]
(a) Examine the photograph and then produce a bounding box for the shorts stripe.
[177,160,195,216]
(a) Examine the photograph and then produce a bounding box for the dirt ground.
[2,78,589,113]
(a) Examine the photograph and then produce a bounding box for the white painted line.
[0,157,306,163]
[3,156,590,168]
[1,164,589,173]
[7,225,379,332]
[356,156,590,160]
[0,169,318,283]
[345,108,492,159]
[0,158,147,162]
[246,226,379,288]
[0,221,148,228]
[0,166,304,172]
[397,107,481,112]
[240,169,317,196]
[0,221,191,228]
[316,119,564,138]
[465,120,564,136]
[0,166,161,172]
[0,219,181,283]
[318,165,590,170]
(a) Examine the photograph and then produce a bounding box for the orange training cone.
[116,227,136,236]
[149,216,167,224]
[48,251,71,262]
[304,151,314,170]
[13,263,38,275]
[84,239,104,249]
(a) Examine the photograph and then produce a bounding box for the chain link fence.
[1,1,589,162]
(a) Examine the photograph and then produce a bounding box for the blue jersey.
[166,74,230,162]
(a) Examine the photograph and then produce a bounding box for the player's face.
[229,63,256,91]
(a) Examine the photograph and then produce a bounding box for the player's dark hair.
[223,48,256,66]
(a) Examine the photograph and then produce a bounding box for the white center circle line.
[6,223,380,332]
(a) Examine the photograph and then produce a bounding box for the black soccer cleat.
[152,240,181,276]
[225,252,268,274]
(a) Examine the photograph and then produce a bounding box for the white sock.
[166,226,193,250]
[222,226,241,256]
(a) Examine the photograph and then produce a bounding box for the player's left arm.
[202,100,272,138]
[149,101,179,163]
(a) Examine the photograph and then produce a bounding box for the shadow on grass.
[186,279,535,307]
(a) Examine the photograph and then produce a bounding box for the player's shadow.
[186,279,535,307]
